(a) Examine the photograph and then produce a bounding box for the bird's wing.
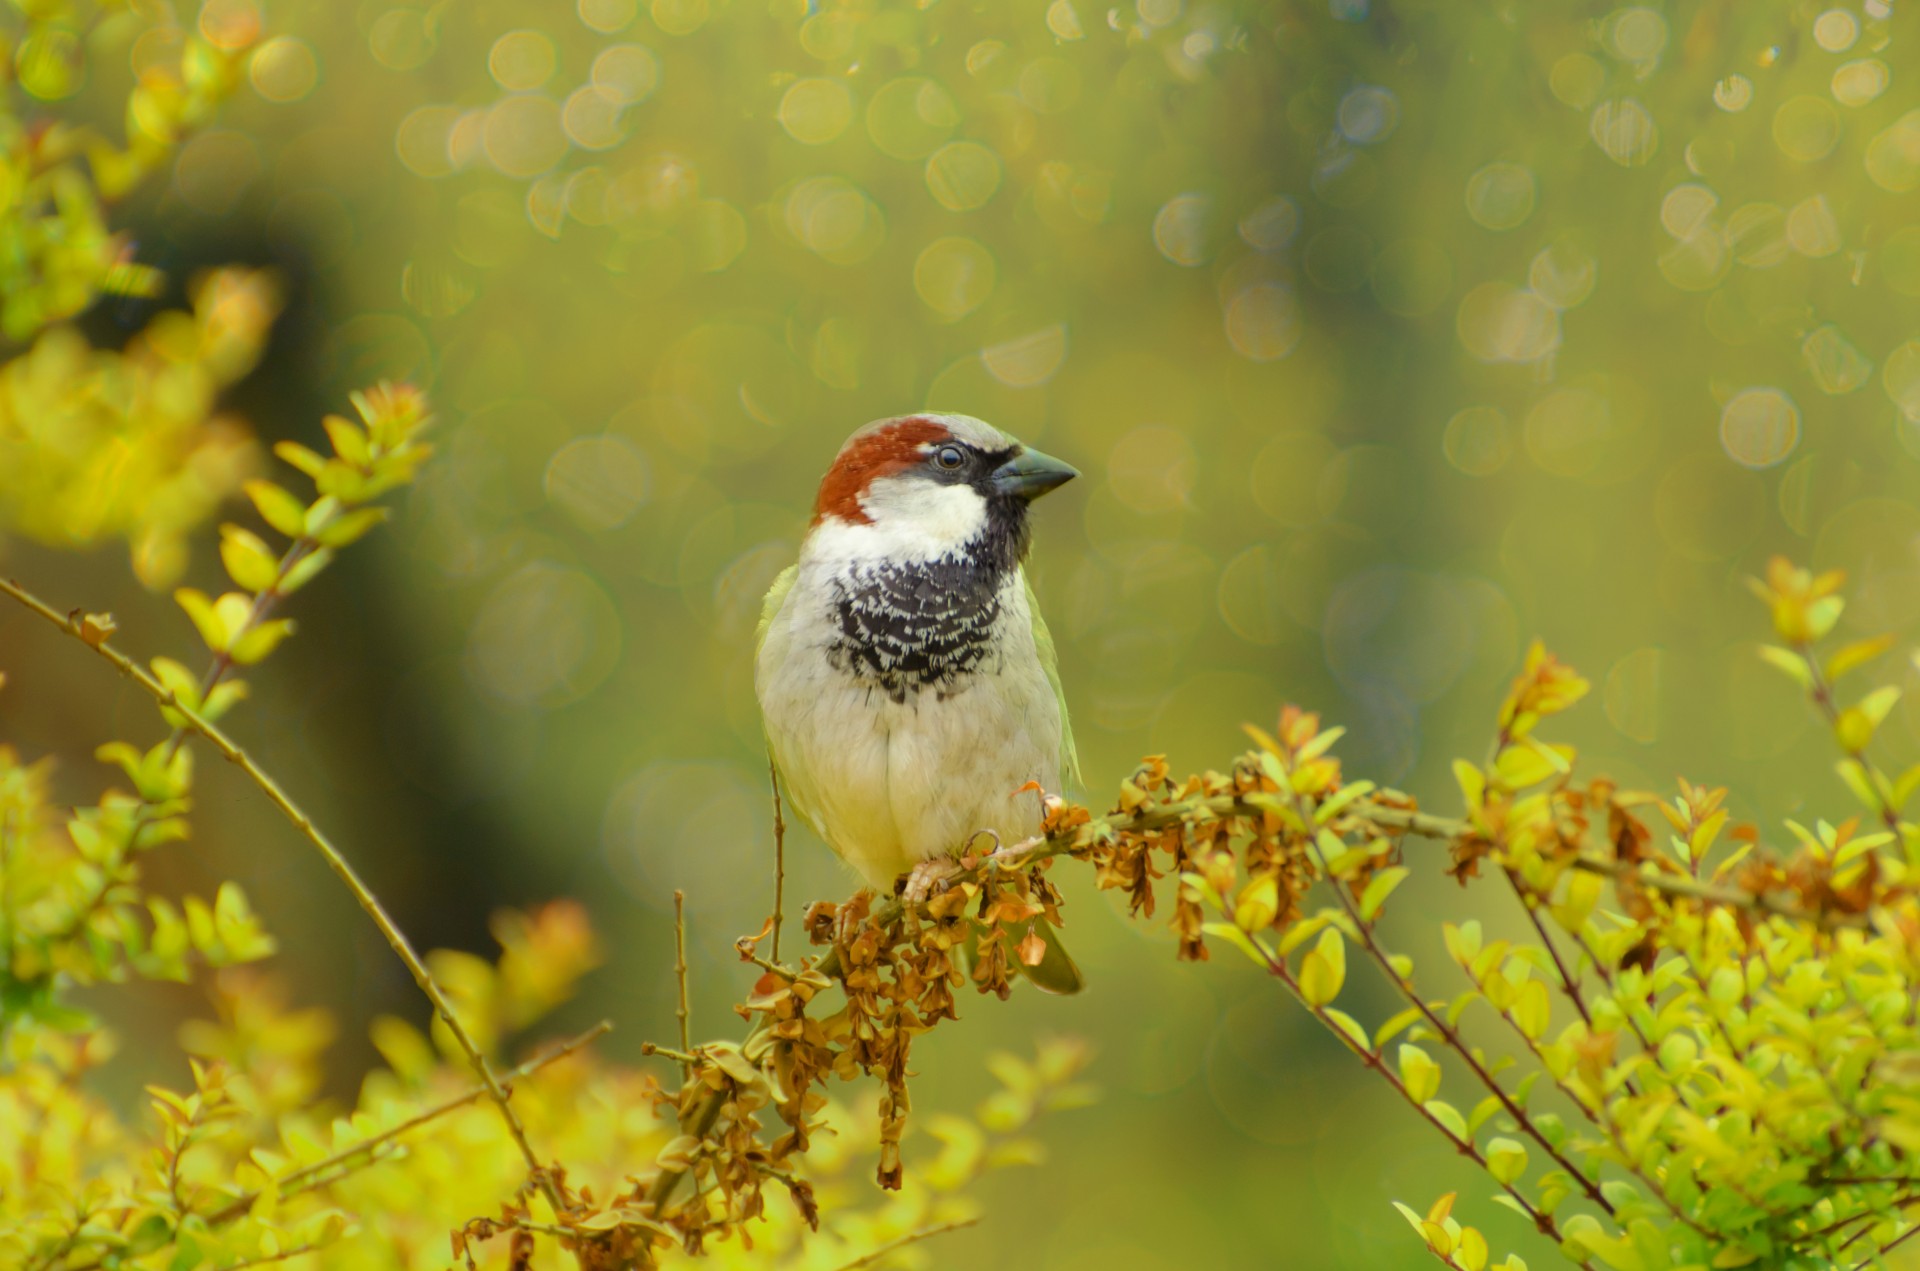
[1023,570,1080,790]
[756,563,799,655]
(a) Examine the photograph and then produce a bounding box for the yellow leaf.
[1454,759,1486,810]
[1457,1226,1489,1271]
[174,588,230,653]
[1757,643,1813,688]
[245,479,308,538]
[73,610,116,649]
[1513,978,1550,1041]
[1827,634,1893,681]
[1233,873,1279,932]
[1298,927,1345,1007]
[1835,707,1873,753]
[219,523,281,593]
[1359,866,1410,921]
[1485,1136,1528,1184]
[1400,1044,1441,1104]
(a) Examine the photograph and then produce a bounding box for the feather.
[1017,914,1086,995]
[756,563,798,655]
[1024,570,1079,790]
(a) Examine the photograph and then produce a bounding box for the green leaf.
[1456,1225,1489,1271]
[1827,634,1893,680]
[1375,1006,1423,1049]
[1495,742,1560,790]
[279,547,335,595]
[1860,684,1902,727]
[1399,1044,1441,1104]
[1233,873,1279,932]
[1836,759,1882,816]
[1467,1093,1503,1135]
[1687,809,1728,862]
[1895,762,1920,813]
[229,619,297,666]
[323,414,372,465]
[1296,725,1346,763]
[1808,594,1844,641]
[274,440,328,478]
[1200,922,1271,968]
[1424,1098,1467,1140]
[1358,866,1410,921]
[1321,1007,1371,1055]
[1314,779,1375,826]
[1756,644,1814,690]
[1443,920,1483,965]
[313,506,389,548]
[1486,1137,1528,1185]
[1454,759,1486,809]
[1513,978,1550,1041]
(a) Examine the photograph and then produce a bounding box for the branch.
[1359,802,1868,930]
[0,576,569,1218]
[831,1217,978,1270]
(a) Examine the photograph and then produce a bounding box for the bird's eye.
[933,445,966,470]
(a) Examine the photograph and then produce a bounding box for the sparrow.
[754,412,1085,994]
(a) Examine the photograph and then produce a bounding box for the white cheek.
[807,476,986,563]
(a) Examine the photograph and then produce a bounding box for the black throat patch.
[826,499,1030,703]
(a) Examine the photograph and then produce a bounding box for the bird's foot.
[902,856,963,904]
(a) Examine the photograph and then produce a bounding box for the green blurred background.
[5,0,1920,1265]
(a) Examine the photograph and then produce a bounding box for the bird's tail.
[1014,914,1086,995]
[955,914,1087,995]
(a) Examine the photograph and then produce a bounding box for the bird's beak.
[991,446,1078,501]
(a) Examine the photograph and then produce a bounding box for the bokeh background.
[5,0,1920,1265]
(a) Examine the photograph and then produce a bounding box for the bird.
[754,412,1085,994]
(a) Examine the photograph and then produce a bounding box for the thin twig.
[1502,865,1593,1027]
[0,576,568,1218]
[770,755,787,963]
[674,889,692,1081]
[1362,802,1868,929]
[832,1217,979,1270]
[640,1043,699,1065]
[1862,1218,1920,1269]
[202,1022,611,1228]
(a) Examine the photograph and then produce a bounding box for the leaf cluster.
[0,1,271,586]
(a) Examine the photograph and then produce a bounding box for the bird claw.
[902,856,963,903]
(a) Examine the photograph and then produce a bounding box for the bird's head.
[806,413,1076,565]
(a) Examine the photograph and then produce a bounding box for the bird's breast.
[826,555,1007,702]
